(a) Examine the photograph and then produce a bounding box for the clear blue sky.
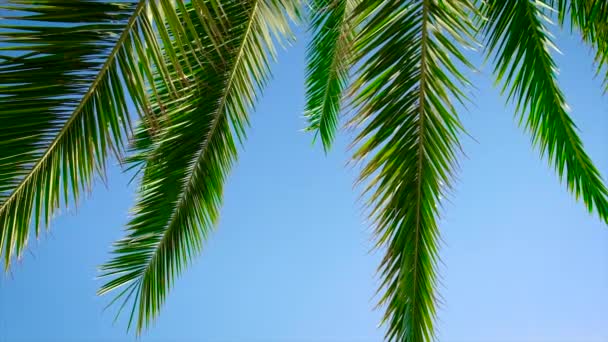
[1,25,607,341]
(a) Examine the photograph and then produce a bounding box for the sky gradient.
[1,24,607,341]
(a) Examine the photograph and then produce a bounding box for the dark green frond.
[482,0,608,223]
[304,0,358,151]
[349,0,476,340]
[98,0,299,333]
[0,0,137,268]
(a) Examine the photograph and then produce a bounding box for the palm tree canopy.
[1,0,606,340]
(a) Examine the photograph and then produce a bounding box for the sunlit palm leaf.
[304,0,358,150]
[3,0,607,340]
[98,0,299,333]
[349,0,476,340]
[482,0,608,223]
[0,0,232,269]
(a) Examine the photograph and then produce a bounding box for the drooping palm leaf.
[557,0,608,90]
[0,0,136,268]
[0,0,232,269]
[482,0,608,223]
[304,0,357,150]
[98,0,299,333]
[348,0,476,340]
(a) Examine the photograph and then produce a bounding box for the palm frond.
[349,0,476,340]
[97,0,299,333]
[0,0,136,268]
[557,0,608,91]
[0,0,233,269]
[482,0,608,223]
[304,0,358,151]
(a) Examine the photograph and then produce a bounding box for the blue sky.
[1,23,607,342]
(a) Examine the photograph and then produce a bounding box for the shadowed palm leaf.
[0,1,136,268]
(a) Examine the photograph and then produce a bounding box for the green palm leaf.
[557,0,608,90]
[0,0,136,268]
[304,0,358,150]
[0,0,233,269]
[97,0,299,333]
[482,0,608,223]
[348,0,476,340]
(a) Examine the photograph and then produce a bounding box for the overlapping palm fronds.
[0,0,298,333]
[0,0,232,269]
[1,0,607,340]
[303,1,607,340]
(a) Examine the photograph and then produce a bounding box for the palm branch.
[97,0,299,333]
[345,1,477,340]
[0,0,136,268]
[304,0,358,150]
[481,0,608,222]
[558,0,608,90]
